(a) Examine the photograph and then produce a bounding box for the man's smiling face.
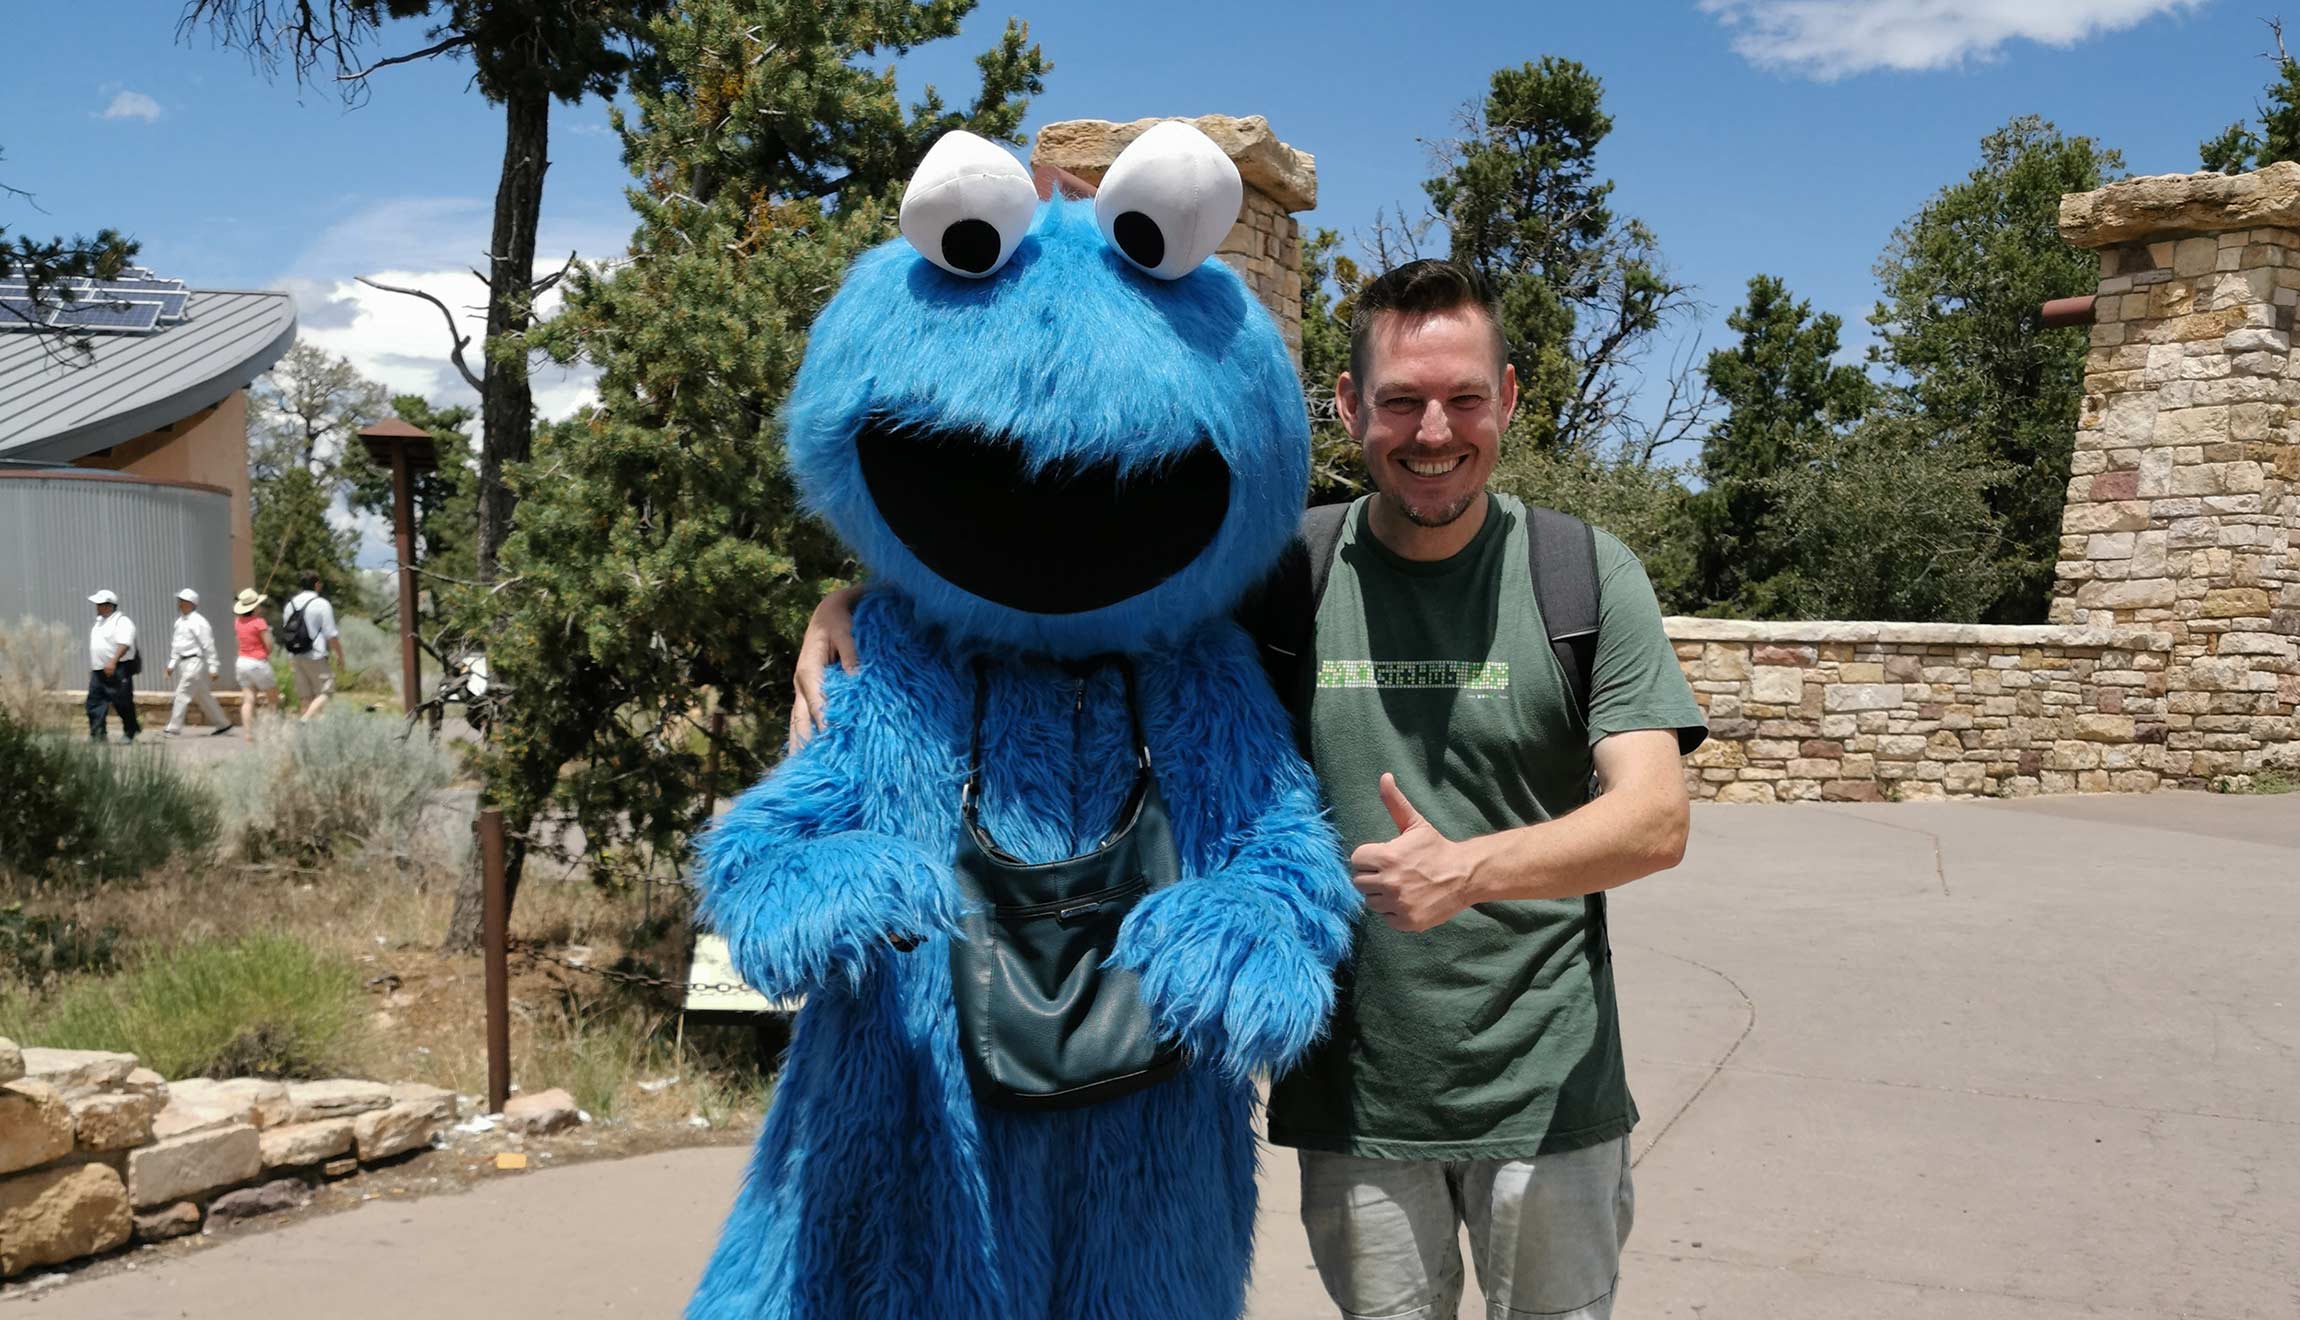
[1343,304,1516,530]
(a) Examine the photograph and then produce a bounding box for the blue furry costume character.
[687,125,1357,1319]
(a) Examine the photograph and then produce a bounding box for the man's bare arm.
[1350,728,1691,932]
[787,584,865,753]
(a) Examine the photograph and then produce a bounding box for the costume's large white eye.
[1094,121,1241,280]
[899,132,1037,279]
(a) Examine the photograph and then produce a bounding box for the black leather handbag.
[947,657,1182,1110]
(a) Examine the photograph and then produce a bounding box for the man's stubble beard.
[1378,482,1481,529]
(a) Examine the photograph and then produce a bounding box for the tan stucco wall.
[70,390,255,589]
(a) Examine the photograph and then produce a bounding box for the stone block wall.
[0,1041,458,1279]
[1031,114,1316,358]
[1666,620,2175,802]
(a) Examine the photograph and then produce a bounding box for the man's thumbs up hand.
[1380,772,1429,836]
[1350,773,1478,933]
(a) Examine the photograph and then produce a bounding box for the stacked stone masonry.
[2048,166,2300,785]
[0,1041,457,1279]
[1662,619,2198,801]
[1032,114,1315,359]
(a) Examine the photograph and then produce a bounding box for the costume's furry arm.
[1113,626,1357,1081]
[695,607,961,1001]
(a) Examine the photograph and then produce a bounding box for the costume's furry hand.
[704,833,960,1001]
[1111,881,1337,1081]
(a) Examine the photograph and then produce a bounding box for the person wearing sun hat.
[162,588,233,738]
[85,588,140,742]
[231,588,281,740]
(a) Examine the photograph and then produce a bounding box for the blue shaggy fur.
[688,194,1357,1319]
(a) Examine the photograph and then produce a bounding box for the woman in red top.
[232,589,281,740]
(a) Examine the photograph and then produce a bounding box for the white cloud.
[99,90,163,121]
[283,267,600,423]
[268,197,623,567]
[273,196,618,426]
[1701,0,2207,79]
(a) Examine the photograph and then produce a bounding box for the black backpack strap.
[1526,506,1600,717]
[1525,505,1611,966]
[1241,501,1352,755]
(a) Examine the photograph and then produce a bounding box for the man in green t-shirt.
[788,259,1704,1319]
[1265,260,1705,1320]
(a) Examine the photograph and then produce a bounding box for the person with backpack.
[280,569,343,719]
[790,259,1708,1318]
[85,588,141,742]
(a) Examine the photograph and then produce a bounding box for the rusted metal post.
[390,445,420,715]
[480,809,511,1113]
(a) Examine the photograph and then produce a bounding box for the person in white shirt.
[282,569,344,719]
[85,589,141,742]
[162,588,234,738]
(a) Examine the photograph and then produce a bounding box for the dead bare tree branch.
[356,275,485,392]
[339,33,474,80]
[530,249,580,297]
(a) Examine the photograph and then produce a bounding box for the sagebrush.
[0,710,221,881]
[213,710,457,861]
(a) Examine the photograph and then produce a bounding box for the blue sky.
[0,0,2267,443]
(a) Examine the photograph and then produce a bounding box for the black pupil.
[1113,211,1165,270]
[941,219,1002,275]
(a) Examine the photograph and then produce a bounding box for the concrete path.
[10,793,2295,1319]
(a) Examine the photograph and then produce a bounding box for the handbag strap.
[964,655,1149,820]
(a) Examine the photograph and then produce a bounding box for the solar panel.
[89,284,189,320]
[50,298,164,332]
[0,271,190,332]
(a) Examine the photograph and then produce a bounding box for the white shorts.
[237,656,278,690]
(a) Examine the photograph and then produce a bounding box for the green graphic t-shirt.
[1266,493,1706,1160]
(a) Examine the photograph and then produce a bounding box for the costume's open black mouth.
[856,416,1231,615]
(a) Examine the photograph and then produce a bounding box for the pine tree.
[1868,116,2121,623]
[2201,18,2300,174]
[447,0,1048,946]
[251,467,360,603]
[1692,275,1873,615]
[1422,58,1695,455]
[1298,227,1365,503]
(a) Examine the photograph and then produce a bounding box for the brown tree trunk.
[449,84,548,955]
[474,83,549,586]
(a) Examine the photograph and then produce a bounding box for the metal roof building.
[0,285,296,696]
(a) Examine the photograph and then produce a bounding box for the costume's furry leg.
[1046,1071,1259,1320]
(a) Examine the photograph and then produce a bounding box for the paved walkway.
[9,793,2295,1318]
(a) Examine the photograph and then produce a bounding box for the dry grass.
[0,615,77,730]
[2,851,772,1129]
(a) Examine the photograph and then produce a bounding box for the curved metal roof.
[0,289,297,465]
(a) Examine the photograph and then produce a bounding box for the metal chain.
[506,935,750,997]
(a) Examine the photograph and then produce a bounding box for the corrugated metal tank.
[0,470,239,693]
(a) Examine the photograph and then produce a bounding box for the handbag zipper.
[995,875,1149,924]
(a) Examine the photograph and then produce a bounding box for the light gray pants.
[1298,1137,1634,1319]
[165,664,228,733]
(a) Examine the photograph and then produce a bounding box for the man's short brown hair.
[1346,259,1509,386]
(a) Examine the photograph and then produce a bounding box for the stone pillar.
[1032,114,1317,358]
[2055,165,2300,782]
